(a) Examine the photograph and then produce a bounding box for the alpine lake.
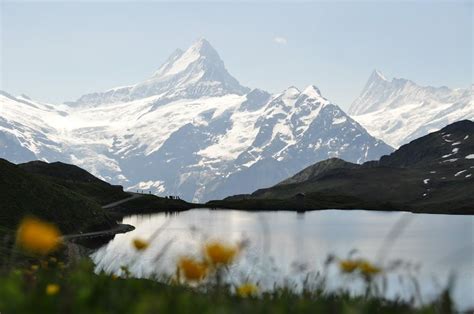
[91,209,474,310]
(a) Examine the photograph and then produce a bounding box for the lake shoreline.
[204,196,474,215]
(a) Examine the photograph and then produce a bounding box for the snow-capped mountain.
[0,39,393,201]
[349,70,473,147]
[71,39,249,106]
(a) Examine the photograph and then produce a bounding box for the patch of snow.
[423,178,430,184]
[454,170,467,177]
[443,138,454,143]
[241,155,263,168]
[332,116,347,125]
[442,158,458,163]
[465,154,474,159]
[452,141,461,146]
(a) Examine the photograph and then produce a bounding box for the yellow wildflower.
[178,256,208,281]
[358,260,381,276]
[30,264,39,271]
[132,238,149,251]
[204,241,238,266]
[16,217,62,255]
[339,259,359,273]
[237,283,259,297]
[45,284,60,295]
[339,258,382,276]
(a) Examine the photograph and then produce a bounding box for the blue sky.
[1,1,472,109]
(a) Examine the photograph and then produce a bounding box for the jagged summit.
[275,85,328,107]
[72,38,249,106]
[152,38,222,79]
[301,85,324,100]
[369,69,387,82]
[348,70,391,115]
[350,70,473,147]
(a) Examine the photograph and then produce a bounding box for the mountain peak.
[152,38,222,79]
[144,37,250,97]
[73,38,249,105]
[184,38,219,60]
[191,37,212,50]
[369,69,388,82]
[301,85,323,99]
[348,70,391,115]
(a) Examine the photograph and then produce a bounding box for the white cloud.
[273,36,287,45]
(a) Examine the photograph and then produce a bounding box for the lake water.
[91,209,474,310]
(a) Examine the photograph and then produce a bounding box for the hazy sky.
[1,1,472,109]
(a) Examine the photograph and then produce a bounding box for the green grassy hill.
[18,161,129,205]
[0,159,114,233]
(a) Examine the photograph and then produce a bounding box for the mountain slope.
[0,91,65,164]
[0,39,393,202]
[213,120,474,214]
[349,70,473,147]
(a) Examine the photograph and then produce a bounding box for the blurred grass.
[0,259,456,314]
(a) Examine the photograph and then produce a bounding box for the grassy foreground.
[0,260,455,314]
[0,217,460,314]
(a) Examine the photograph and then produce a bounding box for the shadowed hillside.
[19,161,129,205]
[0,159,114,233]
